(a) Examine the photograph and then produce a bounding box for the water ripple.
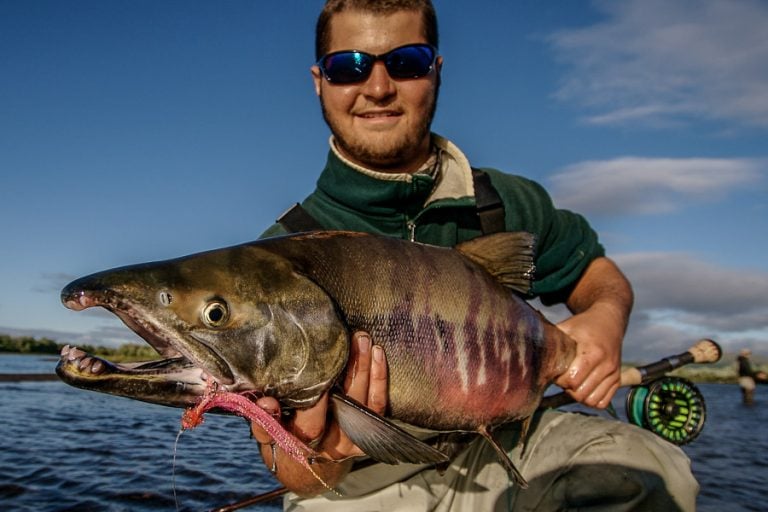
[2,356,765,511]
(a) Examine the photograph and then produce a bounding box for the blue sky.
[1,0,766,361]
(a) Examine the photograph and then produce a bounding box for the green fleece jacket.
[262,135,604,304]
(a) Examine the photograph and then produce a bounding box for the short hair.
[315,0,439,61]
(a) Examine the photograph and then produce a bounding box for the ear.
[311,65,323,97]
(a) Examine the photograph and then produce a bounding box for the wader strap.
[471,168,506,235]
[276,203,324,233]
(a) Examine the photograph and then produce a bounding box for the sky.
[1,0,766,362]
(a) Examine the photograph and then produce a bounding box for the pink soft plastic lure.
[181,390,334,491]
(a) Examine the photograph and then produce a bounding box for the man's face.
[312,10,442,173]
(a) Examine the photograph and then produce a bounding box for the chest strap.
[277,168,506,235]
[471,168,505,235]
[276,202,325,233]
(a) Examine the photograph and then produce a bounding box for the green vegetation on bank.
[0,333,158,362]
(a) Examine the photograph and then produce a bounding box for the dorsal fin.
[455,232,536,295]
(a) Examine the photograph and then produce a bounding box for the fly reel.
[625,376,706,446]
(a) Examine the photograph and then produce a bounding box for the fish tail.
[541,322,577,382]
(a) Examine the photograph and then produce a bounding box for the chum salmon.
[57,230,577,486]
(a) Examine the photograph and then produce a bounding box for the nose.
[61,274,111,310]
[61,286,93,311]
[360,61,396,100]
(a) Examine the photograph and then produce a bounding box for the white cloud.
[549,156,762,216]
[549,0,768,127]
[615,252,768,359]
[617,252,768,321]
[532,250,768,360]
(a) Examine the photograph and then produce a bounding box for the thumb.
[250,396,281,444]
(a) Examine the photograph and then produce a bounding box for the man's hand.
[553,257,633,409]
[554,308,622,408]
[249,331,388,495]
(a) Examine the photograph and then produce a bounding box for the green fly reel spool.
[625,376,706,445]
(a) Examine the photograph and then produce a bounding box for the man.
[737,348,765,405]
[251,1,698,510]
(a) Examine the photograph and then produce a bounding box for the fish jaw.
[55,345,208,408]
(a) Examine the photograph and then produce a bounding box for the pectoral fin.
[331,392,449,465]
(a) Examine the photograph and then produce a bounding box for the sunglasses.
[317,43,437,84]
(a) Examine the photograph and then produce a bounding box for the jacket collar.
[325,133,475,208]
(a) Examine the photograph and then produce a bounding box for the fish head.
[60,244,349,408]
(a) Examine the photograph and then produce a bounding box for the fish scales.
[256,232,565,430]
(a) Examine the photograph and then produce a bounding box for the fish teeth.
[78,356,93,371]
[66,346,86,361]
[60,345,105,374]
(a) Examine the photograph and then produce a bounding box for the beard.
[320,85,440,170]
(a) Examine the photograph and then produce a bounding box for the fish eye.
[158,291,173,307]
[202,300,229,328]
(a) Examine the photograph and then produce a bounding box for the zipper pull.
[407,221,416,242]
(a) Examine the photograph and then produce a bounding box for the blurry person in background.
[737,348,766,405]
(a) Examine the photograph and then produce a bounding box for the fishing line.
[172,427,185,512]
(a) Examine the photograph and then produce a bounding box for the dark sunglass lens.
[322,52,372,83]
[385,45,435,79]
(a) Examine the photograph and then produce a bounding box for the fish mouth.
[55,344,209,408]
[60,287,236,402]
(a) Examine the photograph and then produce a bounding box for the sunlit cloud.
[548,0,768,128]
[534,251,768,360]
[616,252,768,358]
[548,157,763,216]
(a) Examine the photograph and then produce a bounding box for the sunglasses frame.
[317,43,438,84]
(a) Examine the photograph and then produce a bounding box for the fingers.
[291,393,329,445]
[250,393,330,447]
[572,366,620,408]
[555,353,620,409]
[593,380,620,409]
[368,345,387,413]
[344,331,388,413]
[343,332,373,402]
[554,348,592,394]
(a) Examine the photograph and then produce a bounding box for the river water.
[1,354,766,511]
